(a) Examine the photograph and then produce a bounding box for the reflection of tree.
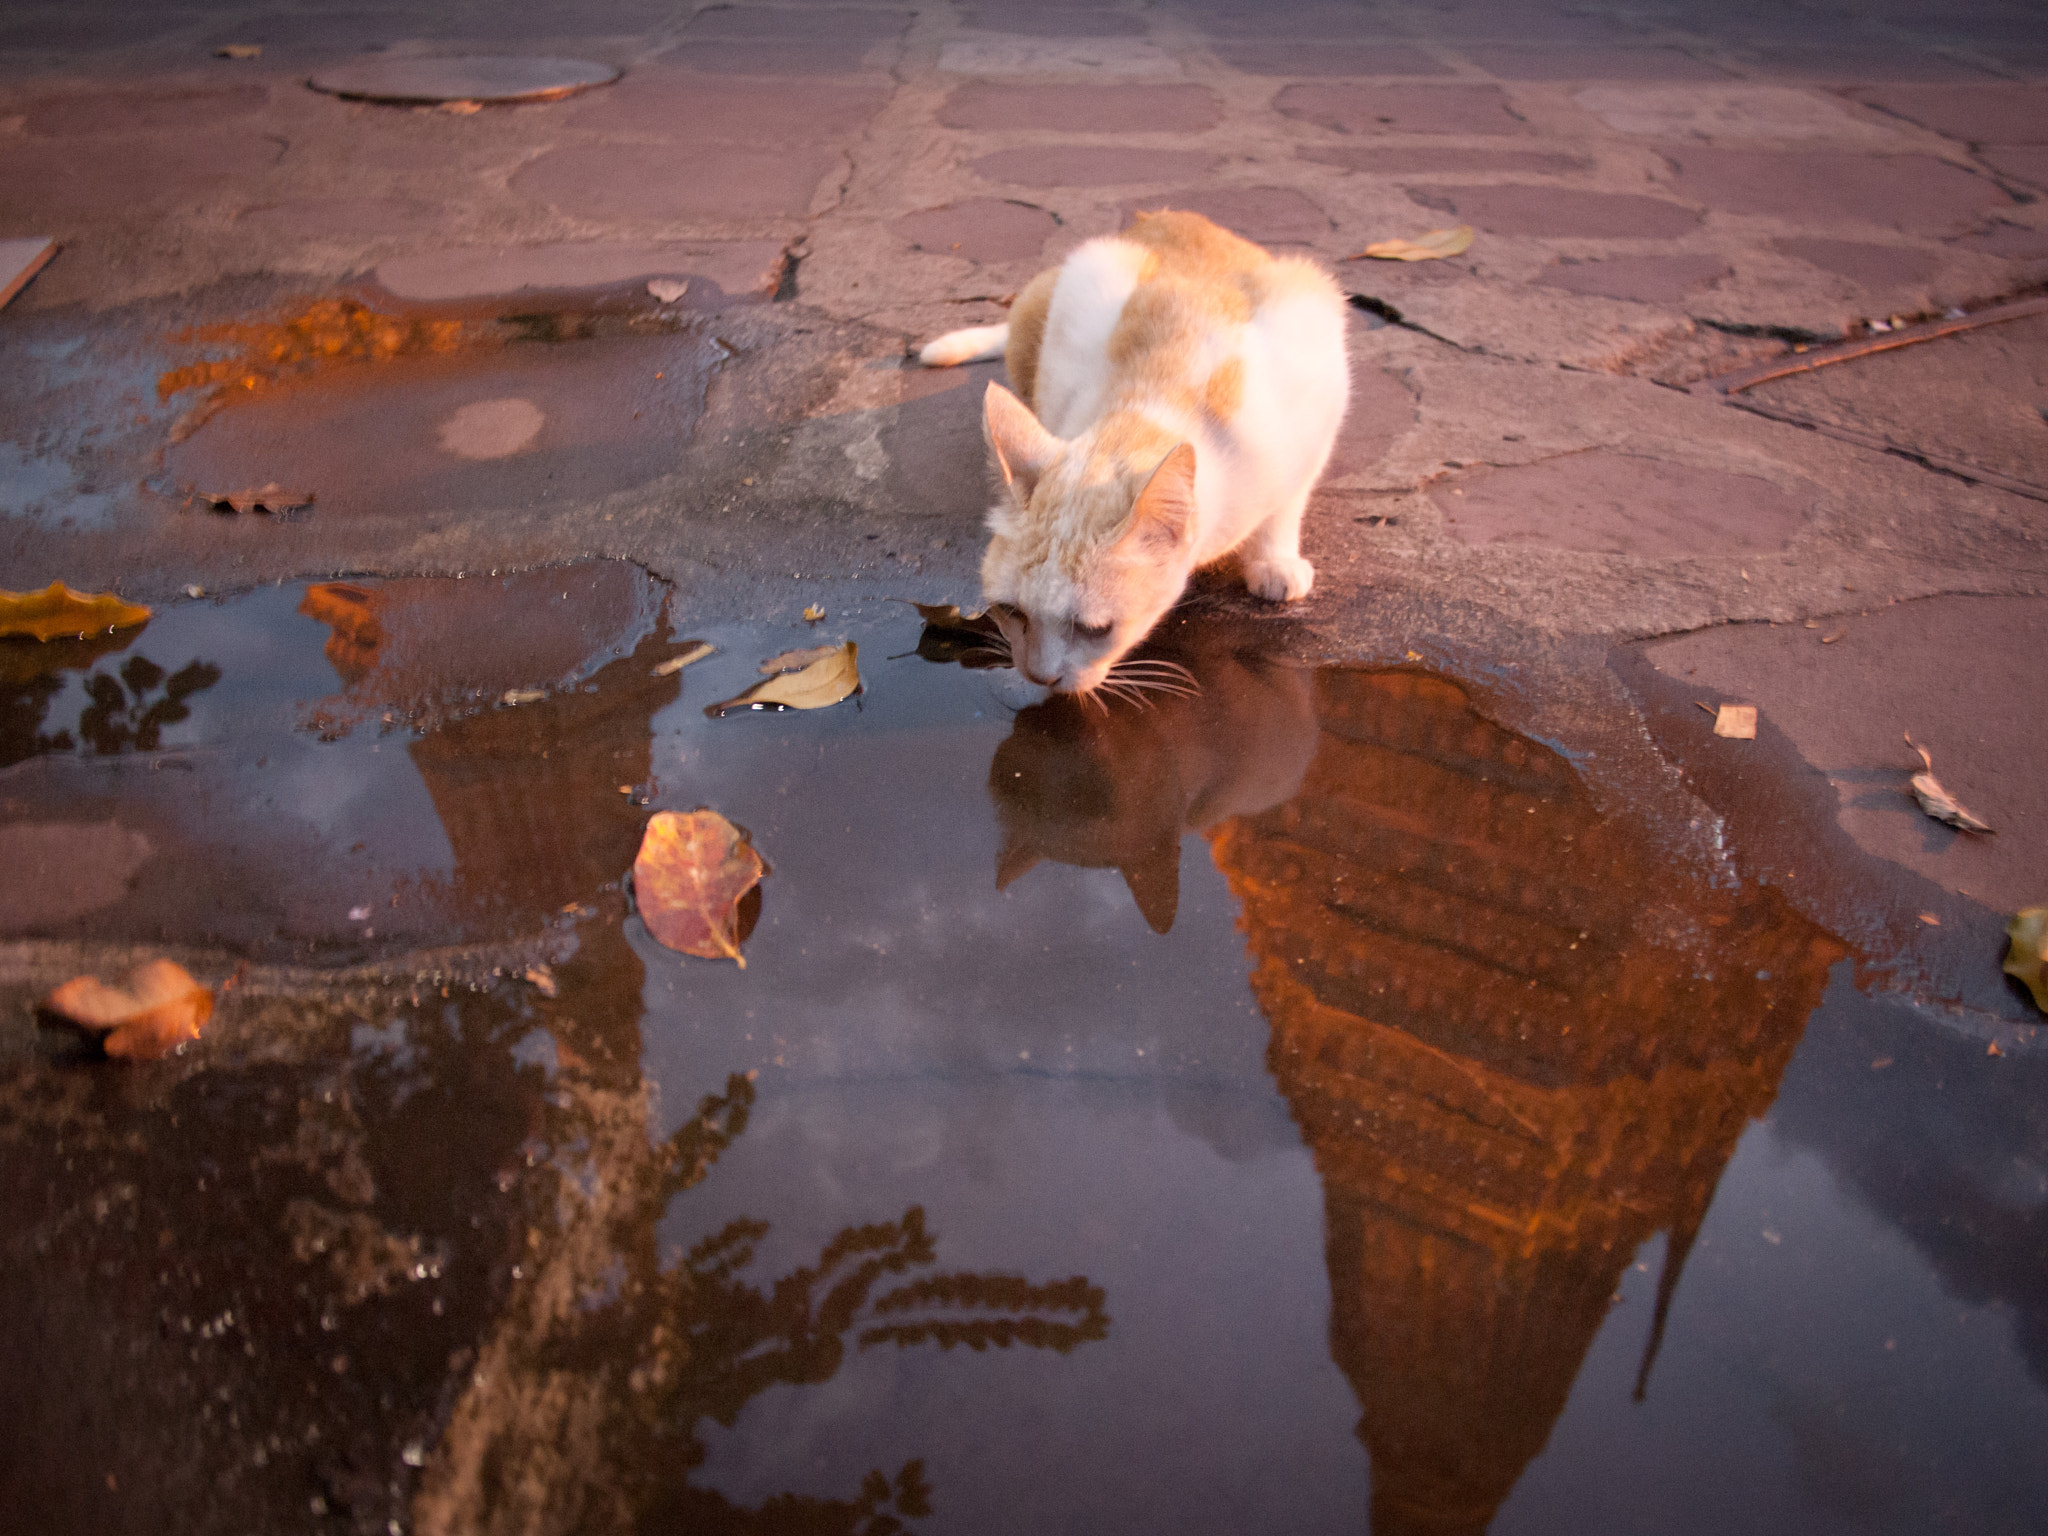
[78,654,221,753]
[0,627,219,766]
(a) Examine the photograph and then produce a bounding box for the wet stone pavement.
[4,3,2048,1535]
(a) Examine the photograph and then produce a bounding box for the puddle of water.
[3,577,2044,1533]
[152,294,724,518]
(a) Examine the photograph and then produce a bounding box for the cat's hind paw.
[1245,554,1315,603]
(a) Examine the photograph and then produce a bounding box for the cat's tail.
[917,323,1009,368]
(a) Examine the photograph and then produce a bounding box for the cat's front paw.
[1245,554,1315,603]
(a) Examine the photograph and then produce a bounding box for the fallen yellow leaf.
[1905,734,1993,833]
[2005,907,2046,1013]
[0,581,150,641]
[759,644,841,675]
[802,604,826,623]
[651,640,715,677]
[214,43,262,58]
[1713,704,1757,739]
[707,641,860,716]
[1348,225,1475,262]
[44,959,213,1059]
[633,810,767,965]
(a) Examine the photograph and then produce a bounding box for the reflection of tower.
[1207,669,1845,1536]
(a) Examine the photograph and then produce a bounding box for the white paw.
[1245,554,1315,602]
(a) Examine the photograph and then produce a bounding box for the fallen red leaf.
[45,958,214,1058]
[633,810,767,966]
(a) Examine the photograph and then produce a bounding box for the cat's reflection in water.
[986,620,1318,932]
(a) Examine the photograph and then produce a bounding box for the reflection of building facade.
[1207,669,1845,1536]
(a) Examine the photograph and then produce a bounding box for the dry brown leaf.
[652,641,715,678]
[215,43,262,58]
[707,641,860,716]
[1905,734,1993,833]
[45,959,213,1059]
[1347,225,1475,262]
[437,99,483,115]
[633,809,767,965]
[0,581,150,641]
[500,687,547,706]
[198,483,315,515]
[759,644,840,675]
[2007,908,2046,1013]
[802,604,826,623]
[522,963,557,998]
[1712,704,1758,739]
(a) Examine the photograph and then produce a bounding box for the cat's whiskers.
[1103,657,1201,701]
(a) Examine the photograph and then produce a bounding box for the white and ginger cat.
[918,210,1351,696]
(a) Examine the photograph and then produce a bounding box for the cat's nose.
[1018,661,1058,688]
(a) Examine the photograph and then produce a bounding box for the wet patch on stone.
[970,145,1219,187]
[371,240,792,308]
[1406,184,1702,239]
[895,199,1062,264]
[1273,82,1530,136]
[161,320,722,523]
[938,82,1223,132]
[1436,452,1810,555]
[1533,254,1730,305]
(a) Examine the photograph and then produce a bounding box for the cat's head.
[978,382,1198,695]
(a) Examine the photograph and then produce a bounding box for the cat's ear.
[1124,443,1198,554]
[1120,831,1181,934]
[983,382,1061,504]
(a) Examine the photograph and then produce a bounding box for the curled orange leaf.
[633,810,767,966]
[45,959,214,1058]
[0,581,150,641]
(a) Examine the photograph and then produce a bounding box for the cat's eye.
[1073,619,1114,641]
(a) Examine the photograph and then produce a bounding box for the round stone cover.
[308,56,620,106]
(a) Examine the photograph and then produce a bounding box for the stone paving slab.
[1204,43,1452,77]
[1660,147,2014,234]
[1458,46,1736,82]
[511,141,842,224]
[1406,184,1703,239]
[1296,145,1591,177]
[1274,82,1530,136]
[1773,238,1940,291]
[563,70,889,140]
[1531,253,1731,305]
[936,82,1223,132]
[1851,83,2048,144]
[893,199,1061,264]
[969,146,1220,187]
[1438,452,1812,556]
